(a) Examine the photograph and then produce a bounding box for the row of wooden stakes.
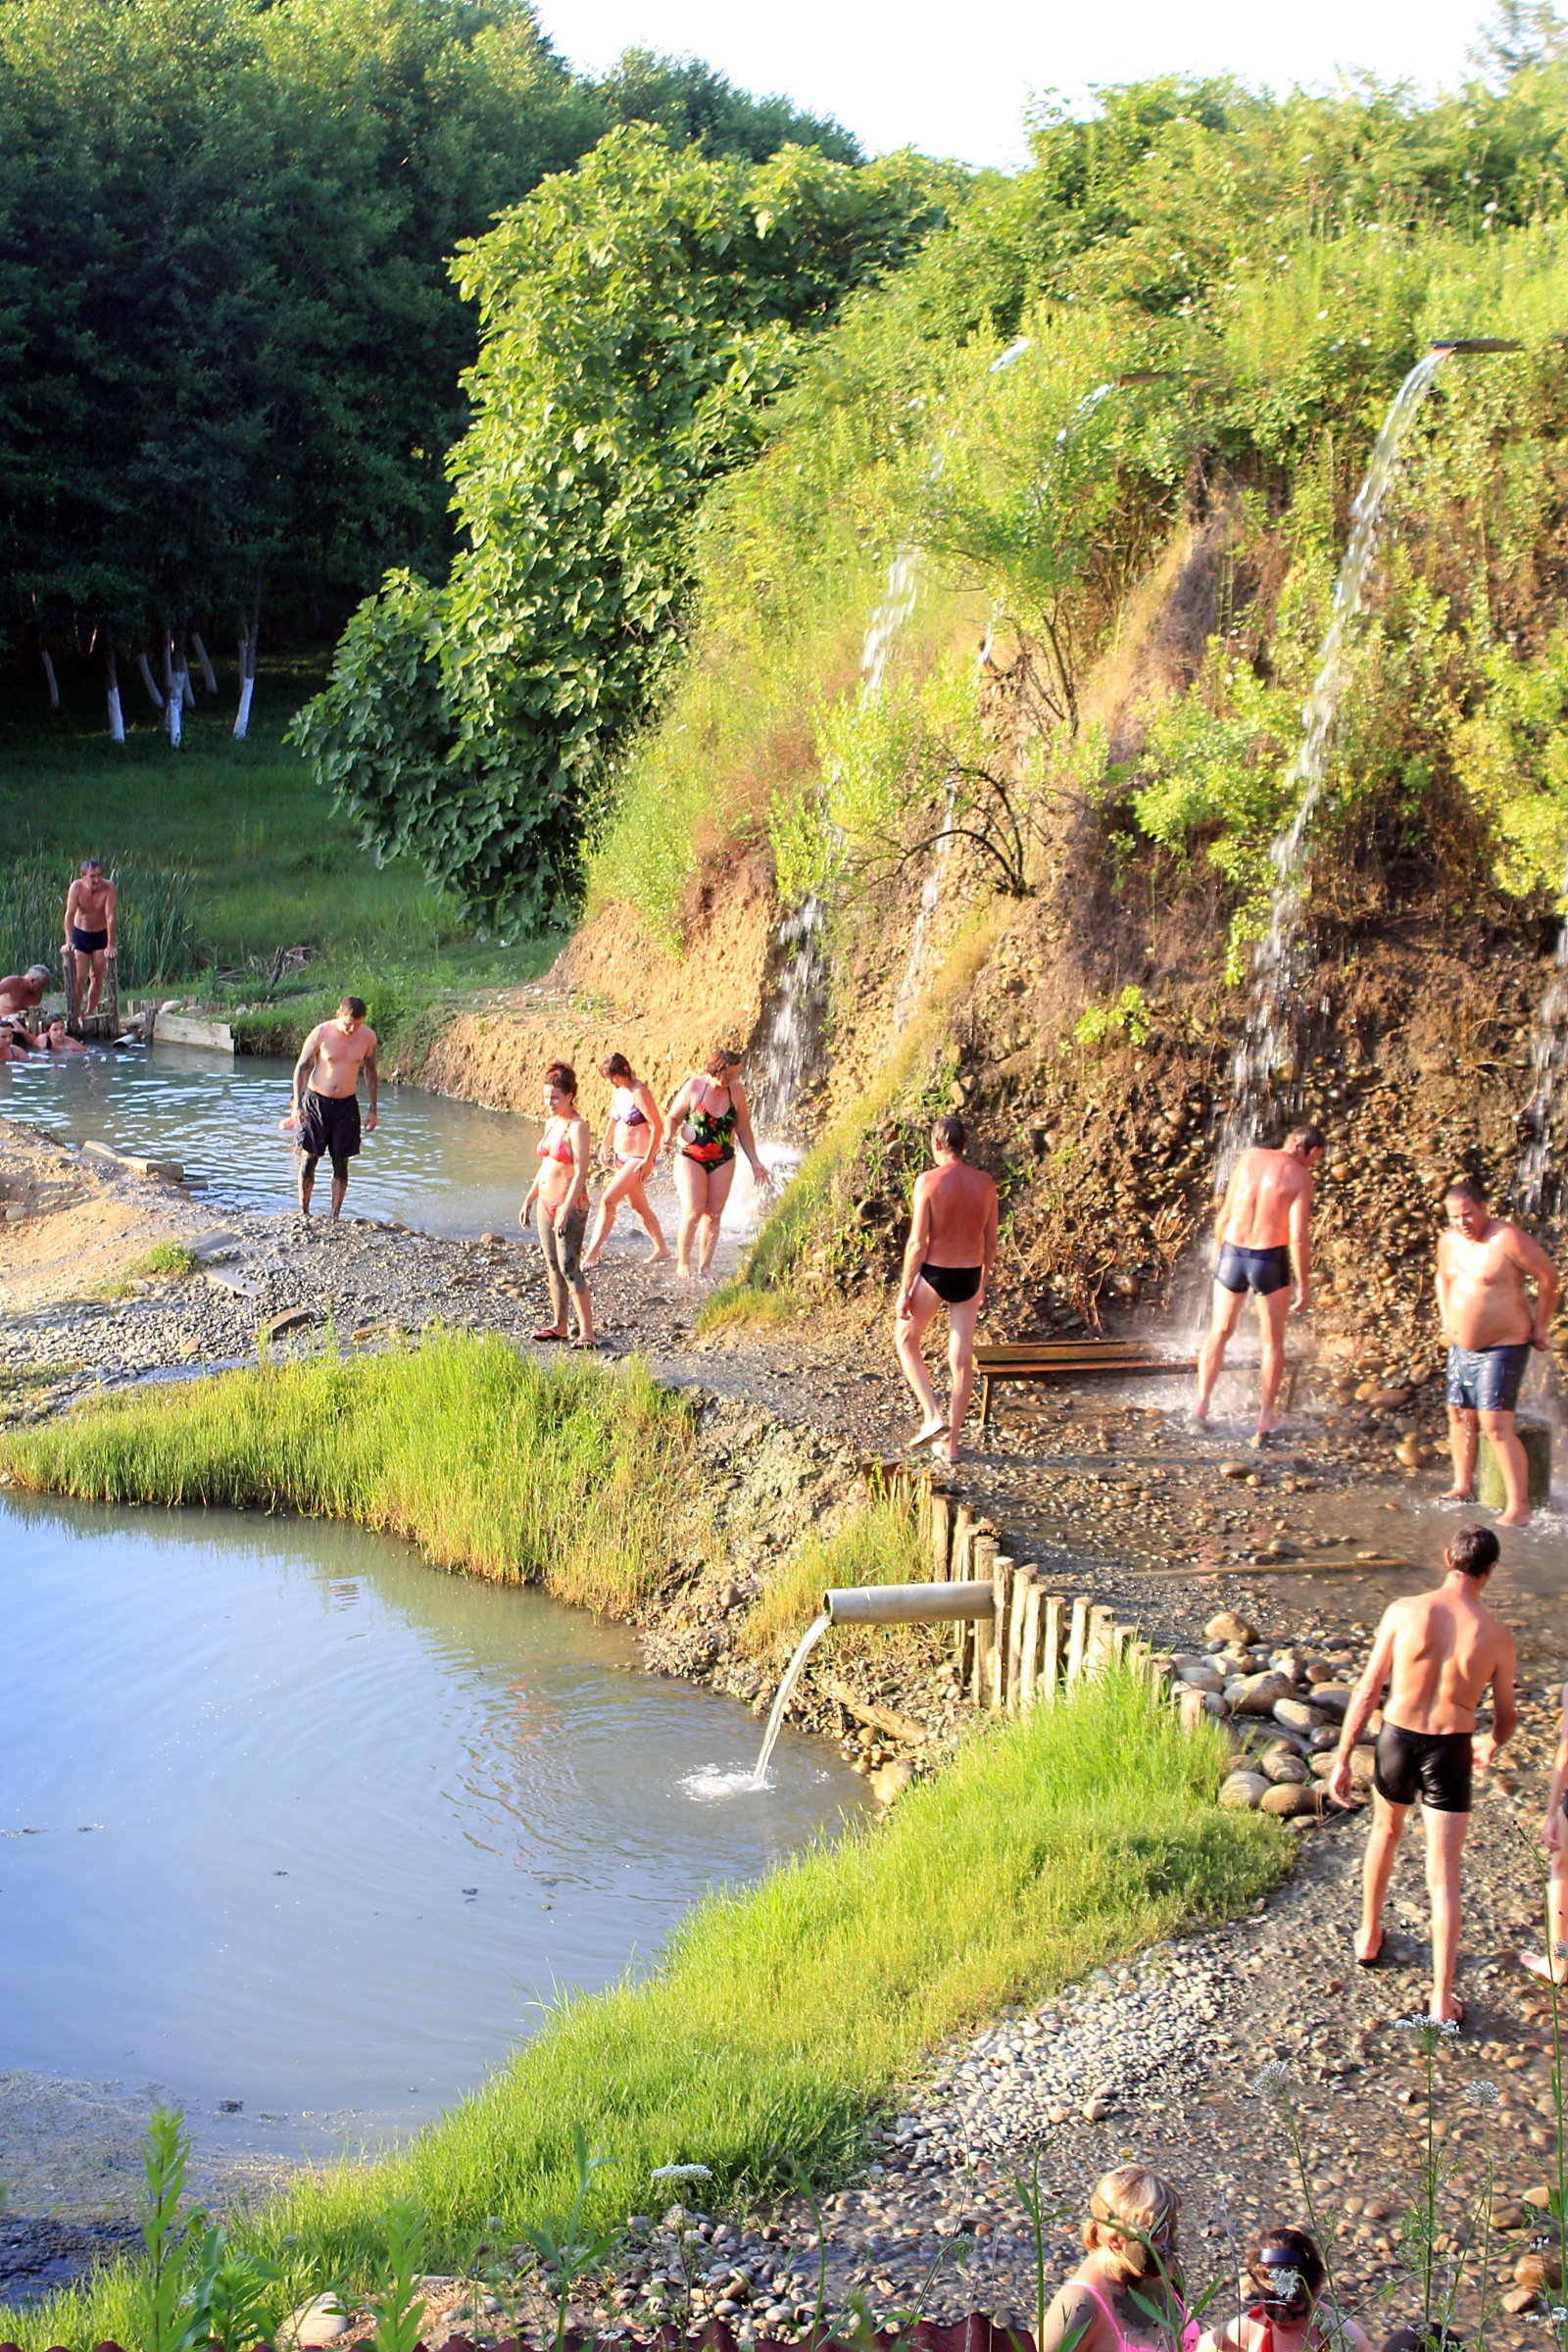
[865,1459,1186,1723]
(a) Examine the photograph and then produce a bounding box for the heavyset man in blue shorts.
[1436,1174,1558,1526]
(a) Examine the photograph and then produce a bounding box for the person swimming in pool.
[1193,1126,1324,1441]
[893,1114,998,1463]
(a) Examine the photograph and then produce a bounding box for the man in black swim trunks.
[1194,1125,1323,1441]
[1328,1526,1515,2025]
[62,858,116,1014]
[893,1115,998,1463]
[289,997,378,1220]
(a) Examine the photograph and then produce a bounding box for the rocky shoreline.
[5,1117,1568,2344]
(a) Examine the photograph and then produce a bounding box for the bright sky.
[534,0,1496,170]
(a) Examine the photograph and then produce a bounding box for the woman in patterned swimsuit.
[661,1047,768,1279]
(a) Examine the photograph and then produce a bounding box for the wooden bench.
[974,1337,1198,1427]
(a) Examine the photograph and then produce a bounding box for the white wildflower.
[1463,2080,1500,2107]
[651,2164,714,2183]
[1250,2060,1292,2098]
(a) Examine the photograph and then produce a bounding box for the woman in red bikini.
[661,1047,768,1280]
[519,1061,595,1347]
[1196,2230,1368,2352]
[1040,2167,1198,2352]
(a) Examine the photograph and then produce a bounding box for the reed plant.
[733,1493,933,1665]
[0,849,204,988]
[0,1330,695,1618]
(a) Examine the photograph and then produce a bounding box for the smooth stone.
[1205,1611,1259,1646]
[1219,1771,1268,1809]
[1260,1782,1320,1818]
[282,2297,350,2347]
[1232,1672,1291,1715]
[1176,1665,1225,1692]
[1274,1698,1327,1733]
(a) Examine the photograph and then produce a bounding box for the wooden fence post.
[1087,1604,1116,1677]
[953,1504,975,1584]
[990,1553,1012,1713]
[1066,1596,1090,1685]
[1019,1577,1045,1708]
[972,1534,998,1708]
[1041,1594,1065,1702]
[1006,1567,1033,1710]
[930,1491,952,1583]
[1178,1687,1208,1736]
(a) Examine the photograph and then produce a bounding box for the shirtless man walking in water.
[893,1115,998,1463]
[1193,1125,1323,1439]
[288,997,378,1220]
[1437,1175,1558,1527]
[1329,1526,1515,2024]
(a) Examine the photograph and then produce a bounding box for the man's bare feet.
[1430,1995,1463,2027]
[674,1264,695,1281]
[1499,1505,1532,1527]
[1254,1411,1281,1438]
[934,1435,957,1462]
[1353,1929,1384,1967]
[1439,1487,1474,1503]
[1189,1403,1209,1426]
[532,1325,567,1342]
[646,1247,671,1264]
[911,1415,946,1447]
[581,1251,601,1272]
[1521,1949,1568,1986]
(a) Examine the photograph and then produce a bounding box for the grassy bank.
[0,659,554,1023]
[0,1331,694,1617]
[6,1671,1280,2350]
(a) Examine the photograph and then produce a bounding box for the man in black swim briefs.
[1329,1527,1515,2026]
[893,1115,999,1464]
[1194,1125,1323,1441]
[62,858,117,1014]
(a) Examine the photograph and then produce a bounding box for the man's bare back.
[914,1159,997,1267]
[1218,1146,1315,1250]
[301,1018,377,1099]
[1375,1583,1514,1738]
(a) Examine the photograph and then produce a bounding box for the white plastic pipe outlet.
[824,1580,996,1626]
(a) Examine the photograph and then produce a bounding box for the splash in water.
[1220,348,1451,1171]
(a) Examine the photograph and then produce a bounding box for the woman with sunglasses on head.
[1040,2166,1198,2352]
[1197,2230,1369,2352]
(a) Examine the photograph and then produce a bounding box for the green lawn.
[0,651,551,1005]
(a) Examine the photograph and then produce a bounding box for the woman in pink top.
[1040,2167,1198,2352]
[1197,2230,1368,2352]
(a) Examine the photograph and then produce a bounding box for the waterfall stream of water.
[1518,869,1568,1217]
[1218,347,1450,1171]
[750,1611,833,1788]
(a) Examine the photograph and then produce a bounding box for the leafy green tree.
[294,124,956,924]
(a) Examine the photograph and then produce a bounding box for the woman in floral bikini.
[661,1047,768,1280]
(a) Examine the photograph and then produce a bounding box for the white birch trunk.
[181,664,195,710]
[40,649,59,708]
[138,650,166,711]
[107,686,124,742]
[167,689,182,748]
[234,674,255,739]
[165,636,183,748]
[191,631,218,693]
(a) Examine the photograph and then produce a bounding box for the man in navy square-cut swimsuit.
[1193,1126,1324,1441]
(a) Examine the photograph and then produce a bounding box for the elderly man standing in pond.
[1437,1174,1558,1527]
[1193,1124,1324,1441]
[63,858,116,1014]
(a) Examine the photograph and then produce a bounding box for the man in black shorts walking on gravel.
[289,997,378,1220]
[1193,1125,1323,1441]
[1328,1526,1515,2025]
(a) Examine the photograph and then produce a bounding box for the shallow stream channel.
[1,1494,868,2161]
[0,1043,785,1243]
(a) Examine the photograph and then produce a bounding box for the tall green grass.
[4,1671,1280,2350]
[0,849,205,989]
[0,1332,694,1617]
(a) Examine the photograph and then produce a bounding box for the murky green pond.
[0,1495,866,2150]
